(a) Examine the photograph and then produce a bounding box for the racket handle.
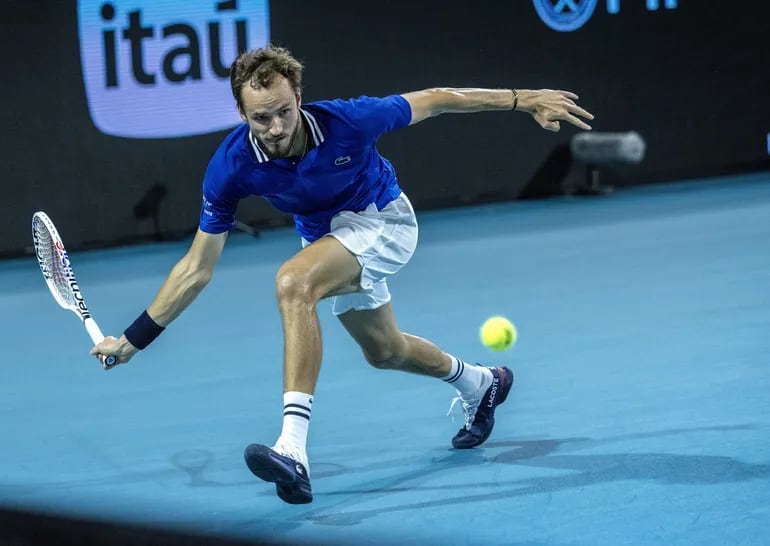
[84,317,118,367]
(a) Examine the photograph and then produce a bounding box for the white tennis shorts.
[302,192,418,315]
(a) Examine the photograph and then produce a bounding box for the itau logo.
[78,0,270,138]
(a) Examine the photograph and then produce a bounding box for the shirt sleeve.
[333,95,412,141]
[199,153,243,234]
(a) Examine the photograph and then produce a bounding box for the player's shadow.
[304,424,770,526]
[169,449,346,488]
[170,450,222,487]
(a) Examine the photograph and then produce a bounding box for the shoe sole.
[244,444,313,504]
[244,445,295,485]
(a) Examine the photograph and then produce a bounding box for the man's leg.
[337,303,487,389]
[245,235,364,504]
[337,302,452,377]
[274,236,363,394]
[337,303,514,449]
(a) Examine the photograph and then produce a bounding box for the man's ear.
[296,92,302,108]
[238,105,247,122]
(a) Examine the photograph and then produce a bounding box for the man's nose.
[269,117,283,136]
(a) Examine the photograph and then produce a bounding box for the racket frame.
[32,211,116,367]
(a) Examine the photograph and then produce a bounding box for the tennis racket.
[32,211,117,368]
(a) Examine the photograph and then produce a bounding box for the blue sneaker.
[451,366,514,449]
[244,444,313,504]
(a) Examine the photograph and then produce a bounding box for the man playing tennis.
[92,45,594,504]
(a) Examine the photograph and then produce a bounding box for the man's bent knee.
[365,352,406,370]
[362,336,409,370]
[275,266,316,305]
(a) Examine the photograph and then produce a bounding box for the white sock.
[441,356,492,398]
[272,391,312,471]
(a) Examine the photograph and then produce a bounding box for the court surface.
[2,172,769,545]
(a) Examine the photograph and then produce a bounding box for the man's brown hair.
[230,45,304,111]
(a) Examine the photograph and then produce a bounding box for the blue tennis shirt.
[199,95,412,242]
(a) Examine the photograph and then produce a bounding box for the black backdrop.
[2,0,769,256]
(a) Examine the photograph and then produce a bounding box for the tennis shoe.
[244,444,313,504]
[449,366,514,449]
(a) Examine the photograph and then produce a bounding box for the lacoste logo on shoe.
[334,155,351,166]
[487,377,499,408]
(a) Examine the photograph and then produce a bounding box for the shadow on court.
[297,424,769,526]
[169,449,347,488]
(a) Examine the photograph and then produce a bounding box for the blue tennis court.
[2,172,769,545]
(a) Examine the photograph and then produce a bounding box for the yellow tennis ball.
[480,316,517,351]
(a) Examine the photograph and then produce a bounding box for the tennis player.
[92,45,594,504]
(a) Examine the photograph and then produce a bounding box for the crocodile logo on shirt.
[334,155,351,166]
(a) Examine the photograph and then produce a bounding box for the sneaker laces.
[446,393,481,431]
[272,440,310,475]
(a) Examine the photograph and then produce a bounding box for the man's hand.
[90,335,139,370]
[516,89,594,132]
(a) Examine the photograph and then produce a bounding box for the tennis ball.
[480,316,517,351]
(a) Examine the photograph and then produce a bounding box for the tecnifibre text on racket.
[32,211,117,368]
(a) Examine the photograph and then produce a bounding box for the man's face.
[239,76,301,158]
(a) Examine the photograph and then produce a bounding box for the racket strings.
[34,222,76,308]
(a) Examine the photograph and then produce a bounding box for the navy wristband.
[124,310,165,350]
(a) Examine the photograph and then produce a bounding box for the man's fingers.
[534,111,560,131]
[568,104,595,120]
[530,90,593,132]
[92,350,121,369]
[563,113,592,130]
[535,112,554,130]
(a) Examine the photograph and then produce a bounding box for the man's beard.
[264,123,300,159]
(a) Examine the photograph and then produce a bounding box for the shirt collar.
[248,108,325,164]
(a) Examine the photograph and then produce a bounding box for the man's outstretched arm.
[401,87,594,132]
[90,228,228,368]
